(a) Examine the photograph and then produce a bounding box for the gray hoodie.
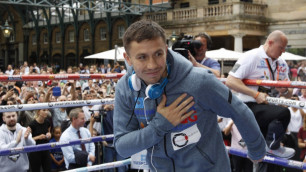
[0,123,36,172]
[114,49,266,171]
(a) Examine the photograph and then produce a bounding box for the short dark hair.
[194,32,212,50]
[123,19,166,55]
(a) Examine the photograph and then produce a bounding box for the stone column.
[233,34,245,52]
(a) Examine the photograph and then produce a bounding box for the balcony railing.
[243,3,266,16]
[173,8,197,20]
[204,3,233,17]
[144,2,267,22]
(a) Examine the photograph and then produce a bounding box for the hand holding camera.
[172,38,202,59]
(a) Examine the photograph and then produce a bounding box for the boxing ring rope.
[0,73,305,89]
[0,99,114,113]
[0,96,304,114]
[218,78,306,89]
[1,74,306,170]
[242,79,306,89]
[1,132,306,170]
[267,97,306,109]
[64,158,132,172]
[226,146,306,170]
[0,134,114,156]
[0,73,125,82]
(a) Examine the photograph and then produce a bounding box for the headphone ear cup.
[145,84,163,99]
[128,74,141,91]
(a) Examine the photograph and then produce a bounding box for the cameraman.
[89,104,128,172]
[188,33,220,77]
[82,92,102,133]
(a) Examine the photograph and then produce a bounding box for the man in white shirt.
[226,30,294,171]
[23,61,30,75]
[60,108,95,169]
[33,63,40,74]
[5,64,14,75]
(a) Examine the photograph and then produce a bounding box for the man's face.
[73,112,86,128]
[194,36,207,59]
[90,68,94,74]
[67,68,73,74]
[124,37,168,85]
[302,89,306,97]
[3,112,17,128]
[58,96,66,102]
[85,93,93,100]
[268,38,287,60]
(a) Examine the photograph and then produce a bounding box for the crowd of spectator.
[0,61,128,172]
[287,60,306,81]
[0,58,305,171]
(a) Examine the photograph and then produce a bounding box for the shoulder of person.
[186,67,217,87]
[49,138,56,143]
[60,126,71,137]
[0,124,7,132]
[80,126,90,132]
[244,49,262,60]
[205,57,218,62]
[29,119,37,127]
[277,58,288,65]
[114,73,130,90]
[15,123,26,131]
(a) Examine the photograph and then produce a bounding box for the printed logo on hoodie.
[172,105,198,132]
[8,153,20,162]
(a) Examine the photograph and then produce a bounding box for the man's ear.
[268,39,274,46]
[2,114,5,123]
[123,52,132,66]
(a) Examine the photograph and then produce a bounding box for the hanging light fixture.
[1,20,13,38]
[170,31,178,42]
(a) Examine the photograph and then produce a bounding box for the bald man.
[226,30,294,165]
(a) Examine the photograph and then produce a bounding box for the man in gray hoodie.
[0,111,35,172]
[113,19,266,171]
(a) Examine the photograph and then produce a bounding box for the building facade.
[0,0,305,71]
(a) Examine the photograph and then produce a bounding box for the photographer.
[188,33,220,77]
[82,92,102,133]
[89,104,128,172]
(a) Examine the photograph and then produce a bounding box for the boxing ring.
[1,73,306,171]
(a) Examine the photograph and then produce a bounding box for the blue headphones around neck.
[128,62,170,99]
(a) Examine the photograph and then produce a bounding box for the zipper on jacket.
[164,135,175,172]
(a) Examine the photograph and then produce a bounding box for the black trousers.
[29,150,51,172]
[245,102,290,149]
[232,154,253,172]
[68,163,84,170]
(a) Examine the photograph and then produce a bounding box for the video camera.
[172,36,202,59]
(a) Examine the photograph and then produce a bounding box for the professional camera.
[89,109,108,122]
[172,36,202,59]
